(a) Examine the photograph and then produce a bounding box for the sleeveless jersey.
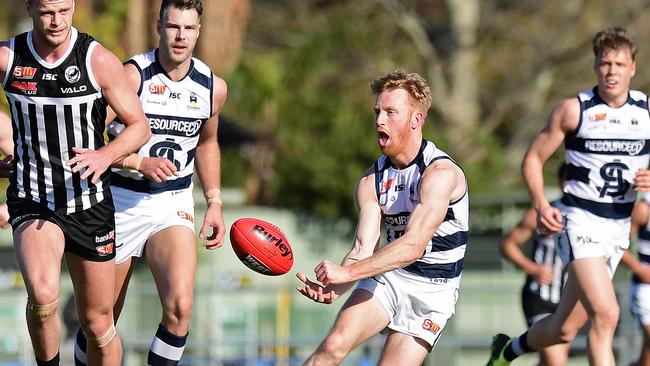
[523,199,567,305]
[563,87,650,219]
[635,193,650,283]
[374,140,469,289]
[2,28,108,214]
[108,49,213,193]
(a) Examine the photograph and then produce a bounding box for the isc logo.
[42,73,57,81]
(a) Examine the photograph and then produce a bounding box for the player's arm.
[0,41,9,85]
[316,160,465,286]
[622,200,650,282]
[501,207,553,284]
[522,97,579,234]
[0,112,14,178]
[297,167,382,303]
[196,75,228,250]
[67,45,151,183]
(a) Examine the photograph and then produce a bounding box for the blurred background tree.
[3,0,650,219]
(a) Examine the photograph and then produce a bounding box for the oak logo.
[11,81,37,94]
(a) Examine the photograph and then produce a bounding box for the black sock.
[503,331,533,362]
[74,328,87,366]
[35,352,60,366]
[147,323,188,366]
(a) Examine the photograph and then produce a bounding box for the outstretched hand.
[296,272,344,304]
[200,203,225,249]
[67,147,113,184]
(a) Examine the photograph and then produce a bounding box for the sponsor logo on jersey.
[380,178,394,195]
[42,73,57,81]
[60,85,88,94]
[95,230,115,243]
[177,211,194,223]
[422,319,441,334]
[589,113,607,122]
[584,139,646,155]
[13,66,37,79]
[148,116,203,137]
[187,92,200,111]
[96,242,114,256]
[64,66,81,83]
[384,214,408,226]
[149,84,167,94]
[576,235,598,245]
[11,81,37,94]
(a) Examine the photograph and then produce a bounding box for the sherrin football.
[229,218,294,276]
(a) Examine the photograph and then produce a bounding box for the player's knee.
[26,298,58,321]
[556,323,579,344]
[163,295,193,326]
[317,332,350,362]
[592,305,620,331]
[82,322,117,348]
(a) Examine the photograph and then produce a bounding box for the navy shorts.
[7,194,116,262]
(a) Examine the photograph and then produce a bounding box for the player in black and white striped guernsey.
[620,194,650,366]
[500,165,569,366]
[297,70,469,365]
[0,1,151,365]
[488,28,650,366]
[73,1,227,366]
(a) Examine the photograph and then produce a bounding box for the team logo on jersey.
[11,81,37,94]
[588,113,607,122]
[632,118,639,126]
[149,84,167,94]
[597,160,630,199]
[13,66,36,79]
[64,66,81,83]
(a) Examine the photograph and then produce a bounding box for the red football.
[229,218,294,276]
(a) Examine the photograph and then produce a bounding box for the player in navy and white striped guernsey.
[500,165,569,365]
[297,70,468,365]
[488,28,650,366]
[621,194,650,366]
[73,1,227,366]
[0,1,150,365]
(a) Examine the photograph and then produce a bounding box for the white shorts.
[355,270,458,349]
[557,207,630,278]
[630,282,650,326]
[111,186,195,264]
